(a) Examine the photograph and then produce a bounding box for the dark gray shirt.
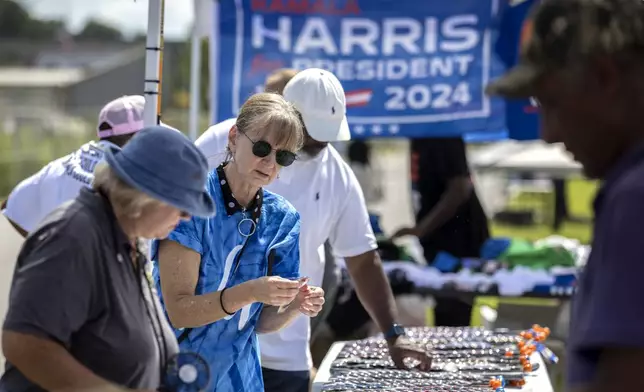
[1,188,178,392]
[568,145,644,388]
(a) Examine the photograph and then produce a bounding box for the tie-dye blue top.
[151,167,300,392]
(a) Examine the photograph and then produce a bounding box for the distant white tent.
[469,141,582,217]
[470,141,582,178]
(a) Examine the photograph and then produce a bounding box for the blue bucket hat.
[103,125,216,217]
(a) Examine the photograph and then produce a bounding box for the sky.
[20,0,195,39]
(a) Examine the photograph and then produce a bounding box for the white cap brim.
[302,113,351,142]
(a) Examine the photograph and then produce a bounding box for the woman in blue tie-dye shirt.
[152,93,325,392]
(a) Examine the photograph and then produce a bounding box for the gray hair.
[92,162,159,219]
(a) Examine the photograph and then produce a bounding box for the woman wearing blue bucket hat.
[1,125,215,392]
[153,93,326,392]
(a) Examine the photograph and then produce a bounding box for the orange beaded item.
[509,379,527,387]
[520,345,536,356]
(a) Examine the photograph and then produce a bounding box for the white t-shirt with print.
[196,121,378,371]
[2,140,116,233]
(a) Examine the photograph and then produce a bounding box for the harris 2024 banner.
[210,0,537,140]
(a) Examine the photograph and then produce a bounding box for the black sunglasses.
[240,131,297,167]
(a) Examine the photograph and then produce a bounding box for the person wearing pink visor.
[1,95,154,237]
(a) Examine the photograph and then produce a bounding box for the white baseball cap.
[283,68,351,142]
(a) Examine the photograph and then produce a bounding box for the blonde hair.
[92,162,159,218]
[235,92,304,153]
[264,68,299,95]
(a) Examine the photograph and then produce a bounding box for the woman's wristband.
[220,287,235,315]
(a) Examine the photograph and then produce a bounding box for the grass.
[0,129,91,197]
[490,179,597,244]
[0,110,211,198]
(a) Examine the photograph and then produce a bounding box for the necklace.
[229,192,257,237]
[321,325,554,392]
[237,208,256,237]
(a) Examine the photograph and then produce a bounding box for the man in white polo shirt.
[196,68,431,392]
[1,95,147,237]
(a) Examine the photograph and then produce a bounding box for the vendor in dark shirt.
[1,126,215,392]
[486,0,644,390]
[393,137,489,326]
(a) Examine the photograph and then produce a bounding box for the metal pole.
[144,0,165,127]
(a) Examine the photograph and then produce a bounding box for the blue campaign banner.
[213,0,508,139]
[495,0,540,140]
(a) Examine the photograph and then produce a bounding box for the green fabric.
[499,239,575,269]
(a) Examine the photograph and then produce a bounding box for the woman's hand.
[248,276,301,306]
[295,285,325,317]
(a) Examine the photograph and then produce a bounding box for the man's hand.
[388,337,432,372]
[391,226,421,239]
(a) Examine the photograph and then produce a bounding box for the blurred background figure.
[487,0,644,390]
[392,137,490,326]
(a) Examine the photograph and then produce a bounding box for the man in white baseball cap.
[2,95,151,237]
[286,68,351,143]
[196,68,431,392]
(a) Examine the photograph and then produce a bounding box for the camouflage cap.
[486,0,644,98]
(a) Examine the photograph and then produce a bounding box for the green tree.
[27,19,66,40]
[0,0,66,41]
[75,19,123,42]
[0,0,29,37]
